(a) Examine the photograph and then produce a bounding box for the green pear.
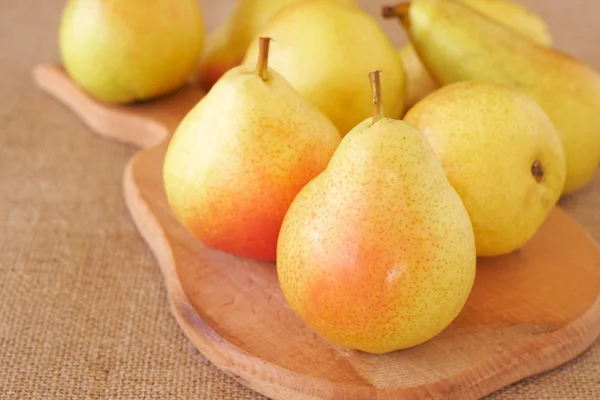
[404,81,566,256]
[163,38,341,261]
[384,0,600,194]
[243,0,405,135]
[276,72,476,354]
[59,0,204,104]
[397,0,552,109]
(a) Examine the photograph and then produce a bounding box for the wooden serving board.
[34,64,600,400]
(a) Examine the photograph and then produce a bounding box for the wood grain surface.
[33,65,204,149]
[33,64,600,399]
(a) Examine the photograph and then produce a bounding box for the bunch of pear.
[385,0,600,196]
[163,0,599,355]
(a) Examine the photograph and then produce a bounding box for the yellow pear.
[459,0,551,47]
[277,72,476,354]
[404,81,566,256]
[163,38,341,261]
[197,0,300,89]
[243,0,404,135]
[59,0,204,103]
[398,45,439,110]
[386,0,600,194]
[198,0,357,89]
[397,0,552,109]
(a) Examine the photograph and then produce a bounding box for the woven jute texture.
[1,0,599,398]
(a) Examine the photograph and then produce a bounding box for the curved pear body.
[405,0,600,194]
[399,44,439,110]
[459,0,551,47]
[197,0,300,89]
[277,118,476,354]
[405,82,566,256]
[59,0,204,104]
[244,0,405,135]
[163,66,341,261]
[399,0,551,109]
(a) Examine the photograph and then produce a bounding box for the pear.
[276,71,476,354]
[198,0,357,90]
[197,0,300,89]
[458,0,551,47]
[163,38,341,261]
[385,0,600,194]
[396,0,552,109]
[398,44,439,110]
[404,81,566,256]
[243,0,405,135]
[59,0,204,104]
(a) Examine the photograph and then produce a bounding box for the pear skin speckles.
[163,67,341,261]
[404,81,566,256]
[277,118,476,354]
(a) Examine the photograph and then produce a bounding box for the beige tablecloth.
[1,0,599,398]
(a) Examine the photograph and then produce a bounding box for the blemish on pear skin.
[531,161,544,182]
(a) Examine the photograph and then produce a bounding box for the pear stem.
[369,71,384,124]
[382,3,411,31]
[255,37,272,81]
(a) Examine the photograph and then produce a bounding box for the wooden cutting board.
[34,64,600,400]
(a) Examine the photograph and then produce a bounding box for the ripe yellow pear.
[398,45,439,110]
[163,38,341,261]
[458,0,551,47]
[277,72,476,354]
[197,0,300,89]
[243,0,404,135]
[396,0,552,109]
[386,0,600,194]
[59,0,204,104]
[198,0,358,89]
[404,81,566,256]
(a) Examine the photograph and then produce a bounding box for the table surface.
[2,0,599,399]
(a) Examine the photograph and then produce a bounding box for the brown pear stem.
[382,3,411,31]
[369,71,384,124]
[255,37,272,81]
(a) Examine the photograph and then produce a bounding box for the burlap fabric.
[1,0,599,398]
